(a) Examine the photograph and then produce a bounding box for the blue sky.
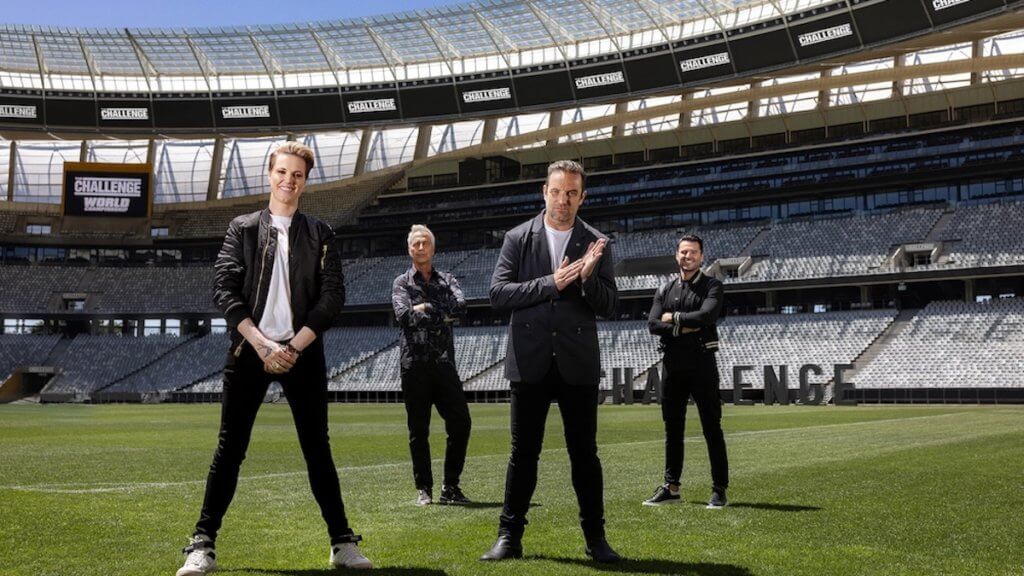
[4,0,454,28]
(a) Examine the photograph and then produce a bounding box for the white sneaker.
[330,542,372,569]
[176,535,217,576]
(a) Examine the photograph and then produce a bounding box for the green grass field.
[1,403,1021,576]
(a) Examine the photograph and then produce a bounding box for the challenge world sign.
[62,162,152,218]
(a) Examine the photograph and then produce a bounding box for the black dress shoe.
[480,535,523,561]
[585,538,622,563]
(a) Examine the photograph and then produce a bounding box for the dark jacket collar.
[260,208,306,247]
[261,207,305,227]
[680,269,704,285]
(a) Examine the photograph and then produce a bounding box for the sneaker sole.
[642,499,681,506]
[438,499,470,505]
[335,562,373,569]
[706,503,728,509]
[176,568,216,576]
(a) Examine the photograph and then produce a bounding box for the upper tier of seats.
[356,123,1023,227]
[2,200,1021,312]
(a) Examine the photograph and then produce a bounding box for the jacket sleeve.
[489,229,558,311]
[648,283,675,337]
[213,219,251,330]
[579,240,617,320]
[303,224,345,337]
[392,274,432,328]
[674,280,723,328]
[442,273,467,319]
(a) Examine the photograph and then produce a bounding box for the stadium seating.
[98,333,229,398]
[41,334,192,400]
[1,198,1020,310]
[448,249,501,300]
[597,321,661,390]
[734,208,942,282]
[358,123,1024,228]
[715,309,897,389]
[329,325,507,392]
[940,201,1024,269]
[10,304,1020,399]
[0,334,61,381]
[323,327,400,378]
[855,299,1024,389]
[0,266,215,314]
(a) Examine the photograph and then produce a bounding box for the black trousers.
[499,364,605,541]
[661,351,729,490]
[400,361,472,490]
[194,342,356,545]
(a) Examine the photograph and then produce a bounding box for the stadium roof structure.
[0,0,839,88]
[2,0,1024,208]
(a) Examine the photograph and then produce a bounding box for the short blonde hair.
[407,224,435,247]
[268,141,315,178]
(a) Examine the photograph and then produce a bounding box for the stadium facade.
[1,0,1023,403]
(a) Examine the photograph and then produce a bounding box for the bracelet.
[284,343,301,356]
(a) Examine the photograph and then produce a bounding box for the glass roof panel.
[130,31,206,75]
[36,34,90,74]
[312,23,389,68]
[422,9,501,56]
[0,27,39,73]
[252,26,331,72]
[367,17,446,63]
[476,1,557,50]
[533,0,607,41]
[190,30,267,74]
[82,33,143,76]
[592,0,662,32]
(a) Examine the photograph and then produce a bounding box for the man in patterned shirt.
[391,224,473,507]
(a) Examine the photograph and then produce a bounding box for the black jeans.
[194,342,356,545]
[499,364,605,541]
[400,361,472,490]
[661,351,729,490]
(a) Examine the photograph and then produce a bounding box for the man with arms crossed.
[481,160,620,563]
[391,224,473,507]
[643,234,729,509]
[176,142,370,575]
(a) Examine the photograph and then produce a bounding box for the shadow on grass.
[223,568,446,576]
[447,501,503,509]
[536,556,752,575]
[686,501,821,512]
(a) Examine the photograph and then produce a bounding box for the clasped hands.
[661,312,699,334]
[553,238,606,291]
[258,341,300,375]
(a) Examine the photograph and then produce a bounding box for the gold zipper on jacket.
[234,228,273,358]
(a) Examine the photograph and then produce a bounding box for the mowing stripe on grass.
[0,410,974,494]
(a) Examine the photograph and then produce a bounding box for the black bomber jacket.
[213,209,345,354]
[647,270,723,354]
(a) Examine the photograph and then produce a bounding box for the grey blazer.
[489,211,617,386]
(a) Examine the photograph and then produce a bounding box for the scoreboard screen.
[63,162,152,219]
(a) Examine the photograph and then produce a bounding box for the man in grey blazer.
[480,159,620,563]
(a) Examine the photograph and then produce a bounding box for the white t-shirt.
[258,214,295,341]
[545,224,573,273]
